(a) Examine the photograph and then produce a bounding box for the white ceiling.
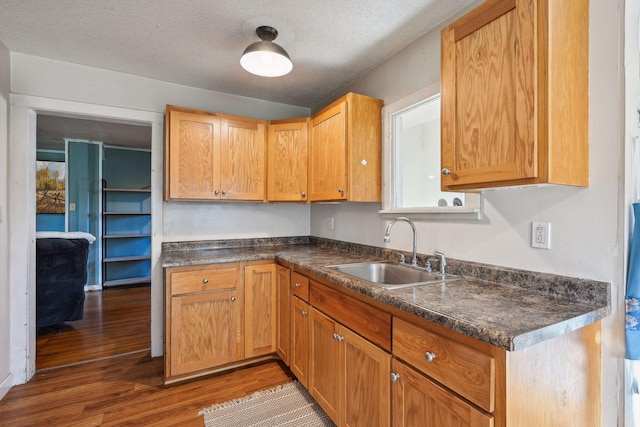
[0,0,474,149]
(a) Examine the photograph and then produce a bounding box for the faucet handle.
[434,251,446,274]
[399,254,406,264]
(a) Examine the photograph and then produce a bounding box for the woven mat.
[199,381,335,427]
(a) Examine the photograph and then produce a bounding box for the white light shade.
[240,26,293,77]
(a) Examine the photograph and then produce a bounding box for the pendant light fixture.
[240,26,292,77]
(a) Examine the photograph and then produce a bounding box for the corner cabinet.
[440,0,588,190]
[165,105,267,201]
[309,93,383,202]
[164,260,276,383]
[267,118,309,202]
[102,187,151,287]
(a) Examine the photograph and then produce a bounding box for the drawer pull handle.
[390,372,400,382]
[295,283,301,288]
[424,352,436,362]
[301,310,308,316]
[203,278,209,284]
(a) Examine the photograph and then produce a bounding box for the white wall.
[312,0,624,425]
[0,41,11,400]
[7,54,311,385]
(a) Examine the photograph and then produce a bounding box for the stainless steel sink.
[325,261,460,290]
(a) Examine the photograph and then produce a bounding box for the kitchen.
[0,0,631,425]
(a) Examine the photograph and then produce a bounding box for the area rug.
[199,381,335,427]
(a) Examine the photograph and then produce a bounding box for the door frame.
[9,94,164,384]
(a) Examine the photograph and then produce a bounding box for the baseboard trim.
[0,372,13,401]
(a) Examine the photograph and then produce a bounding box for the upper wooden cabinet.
[309,93,383,202]
[267,118,309,202]
[440,0,588,190]
[165,105,267,201]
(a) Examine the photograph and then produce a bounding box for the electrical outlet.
[531,222,551,249]
[69,202,76,212]
[329,218,334,230]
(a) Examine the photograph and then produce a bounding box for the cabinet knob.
[221,190,227,196]
[231,296,236,302]
[301,310,308,316]
[214,189,220,195]
[202,278,209,284]
[424,352,436,362]
[333,333,344,342]
[295,282,301,288]
[338,188,344,193]
[390,372,400,382]
[301,191,306,197]
[442,168,451,176]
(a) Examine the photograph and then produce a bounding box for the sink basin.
[325,261,460,290]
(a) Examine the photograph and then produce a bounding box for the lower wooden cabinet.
[275,265,291,364]
[164,260,276,383]
[310,307,391,427]
[165,263,242,379]
[391,358,493,427]
[290,295,310,387]
[244,263,277,358]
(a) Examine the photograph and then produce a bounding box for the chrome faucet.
[384,217,418,266]
[427,252,448,274]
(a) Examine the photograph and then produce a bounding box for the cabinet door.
[244,263,277,358]
[276,265,291,364]
[267,119,309,201]
[290,296,310,387]
[309,100,347,201]
[169,289,240,377]
[341,325,391,427]
[310,308,340,422]
[220,118,267,201]
[441,0,535,189]
[166,108,221,200]
[391,359,493,427]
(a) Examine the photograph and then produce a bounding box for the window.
[380,83,481,219]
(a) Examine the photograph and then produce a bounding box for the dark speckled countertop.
[162,237,611,352]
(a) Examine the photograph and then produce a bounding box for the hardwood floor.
[2,285,295,426]
[36,286,151,370]
[0,353,294,426]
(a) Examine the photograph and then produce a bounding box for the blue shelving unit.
[102,187,151,287]
[101,146,151,288]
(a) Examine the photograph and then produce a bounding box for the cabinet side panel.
[505,321,601,426]
[546,0,589,186]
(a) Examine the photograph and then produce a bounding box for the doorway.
[34,113,153,370]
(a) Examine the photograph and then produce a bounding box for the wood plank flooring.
[0,352,293,426]
[36,286,151,370]
[2,285,295,426]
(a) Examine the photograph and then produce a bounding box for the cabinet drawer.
[168,264,240,296]
[291,272,309,302]
[393,317,495,412]
[310,281,391,351]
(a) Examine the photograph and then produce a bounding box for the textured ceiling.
[2,0,475,150]
[0,0,474,109]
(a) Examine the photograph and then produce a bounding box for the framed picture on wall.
[36,160,66,214]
